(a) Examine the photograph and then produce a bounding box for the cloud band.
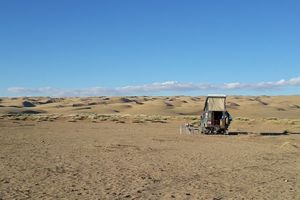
[6,76,300,96]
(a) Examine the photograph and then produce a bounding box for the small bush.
[235,117,250,121]
[266,117,279,121]
[132,119,145,123]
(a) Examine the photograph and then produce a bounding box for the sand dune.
[0,96,300,134]
[0,95,299,124]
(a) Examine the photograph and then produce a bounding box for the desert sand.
[0,96,300,199]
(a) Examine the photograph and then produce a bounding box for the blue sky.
[1,0,300,96]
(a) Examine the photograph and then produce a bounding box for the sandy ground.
[0,120,300,200]
[0,96,300,199]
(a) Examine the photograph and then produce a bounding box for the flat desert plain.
[0,96,300,199]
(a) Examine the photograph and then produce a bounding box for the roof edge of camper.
[207,94,226,97]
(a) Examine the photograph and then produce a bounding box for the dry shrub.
[111,118,119,122]
[144,115,168,123]
[132,119,145,123]
[181,116,199,120]
[235,117,250,121]
[266,117,279,121]
[190,120,199,126]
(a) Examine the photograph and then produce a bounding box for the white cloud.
[6,76,300,97]
[223,82,242,89]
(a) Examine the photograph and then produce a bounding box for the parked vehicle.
[200,94,232,134]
